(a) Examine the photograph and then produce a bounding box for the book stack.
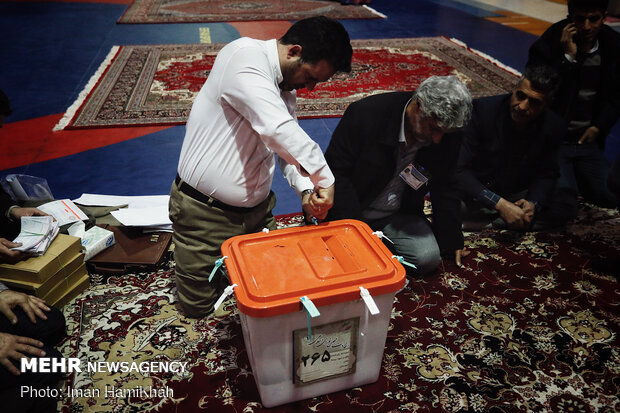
[11,216,59,256]
[0,234,90,307]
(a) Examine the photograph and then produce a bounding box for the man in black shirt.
[528,0,620,218]
[0,88,66,413]
[456,65,567,230]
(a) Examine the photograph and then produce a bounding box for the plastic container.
[221,219,406,407]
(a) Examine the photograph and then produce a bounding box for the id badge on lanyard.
[399,163,429,190]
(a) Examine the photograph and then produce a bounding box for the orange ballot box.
[221,219,406,407]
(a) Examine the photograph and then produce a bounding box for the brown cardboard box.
[49,270,90,308]
[44,262,89,305]
[0,234,82,283]
[0,251,85,298]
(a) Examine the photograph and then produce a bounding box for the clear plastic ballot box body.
[221,219,406,407]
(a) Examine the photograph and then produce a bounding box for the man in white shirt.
[170,16,352,317]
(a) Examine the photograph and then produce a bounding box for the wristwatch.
[301,189,314,198]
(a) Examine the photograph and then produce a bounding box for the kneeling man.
[324,76,473,274]
[456,65,567,230]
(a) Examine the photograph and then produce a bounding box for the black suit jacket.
[0,186,19,239]
[528,20,620,146]
[456,94,565,206]
[325,91,464,252]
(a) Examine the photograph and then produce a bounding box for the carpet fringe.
[53,46,121,131]
[448,38,522,77]
[363,5,387,19]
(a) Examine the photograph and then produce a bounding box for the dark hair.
[522,65,560,98]
[568,0,609,14]
[280,16,353,73]
[0,89,12,117]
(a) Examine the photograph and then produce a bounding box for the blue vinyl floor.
[1,0,618,215]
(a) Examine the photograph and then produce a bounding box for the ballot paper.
[38,199,89,226]
[110,206,172,228]
[73,194,169,209]
[73,194,172,231]
[11,216,60,256]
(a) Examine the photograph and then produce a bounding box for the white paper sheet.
[73,194,169,209]
[110,206,172,227]
[38,199,89,226]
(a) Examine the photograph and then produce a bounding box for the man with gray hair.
[323,76,473,274]
[456,65,567,230]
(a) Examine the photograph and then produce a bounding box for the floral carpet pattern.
[118,0,384,24]
[58,203,619,412]
[59,37,518,129]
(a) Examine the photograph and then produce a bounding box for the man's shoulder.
[473,93,510,113]
[360,90,411,103]
[351,91,411,111]
[600,25,620,51]
[541,108,567,137]
[216,38,273,72]
[221,37,269,53]
[540,19,569,38]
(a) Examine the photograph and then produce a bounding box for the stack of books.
[0,234,89,307]
[12,216,59,256]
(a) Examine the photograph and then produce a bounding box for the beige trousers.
[169,180,276,318]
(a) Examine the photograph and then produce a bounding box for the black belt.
[175,174,255,214]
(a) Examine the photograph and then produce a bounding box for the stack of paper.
[38,199,89,226]
[11,216,59,256]
[73,194,172,232]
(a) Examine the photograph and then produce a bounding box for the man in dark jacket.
[325,76,472,274]
[0,89,49,263]
[0,89,66,413]
[456,65,567,230]
[527,0,620,218]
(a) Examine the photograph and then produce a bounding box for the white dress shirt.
[177,38,332,207]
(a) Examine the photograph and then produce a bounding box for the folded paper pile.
[12,216,59,256]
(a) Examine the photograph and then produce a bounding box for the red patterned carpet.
[118,0,384,24]
[58,204,620,412]
[56,37,519,130]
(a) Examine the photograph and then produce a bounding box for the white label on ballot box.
[293,318,359,385]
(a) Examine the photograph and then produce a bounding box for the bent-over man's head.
[278,16,352,92]
[510,65,559,127]
[406,76,472,145]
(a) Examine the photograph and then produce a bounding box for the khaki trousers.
[169,180,276,317]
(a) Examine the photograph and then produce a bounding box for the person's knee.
[7,306,66,346]
[412,247,441,276]
[175,272,224,318]
[39,307,66,345]
[176,299,213,319]
[396,242,440,276]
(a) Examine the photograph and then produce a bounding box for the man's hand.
[515,199,536,224]
[0,332,45,376]
[302,190,319,223]
[0,290,50,325]
[455,248,470,267]
[561,23,578,59]
[495,198,529,229]
[578,126,600,144]
[0,238,30,264]
[308,184,335,220]
[9,207,48,221]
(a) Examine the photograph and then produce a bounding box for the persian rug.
[118,0,385,24]
[54,37,519,130]
[58,203,620,412]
